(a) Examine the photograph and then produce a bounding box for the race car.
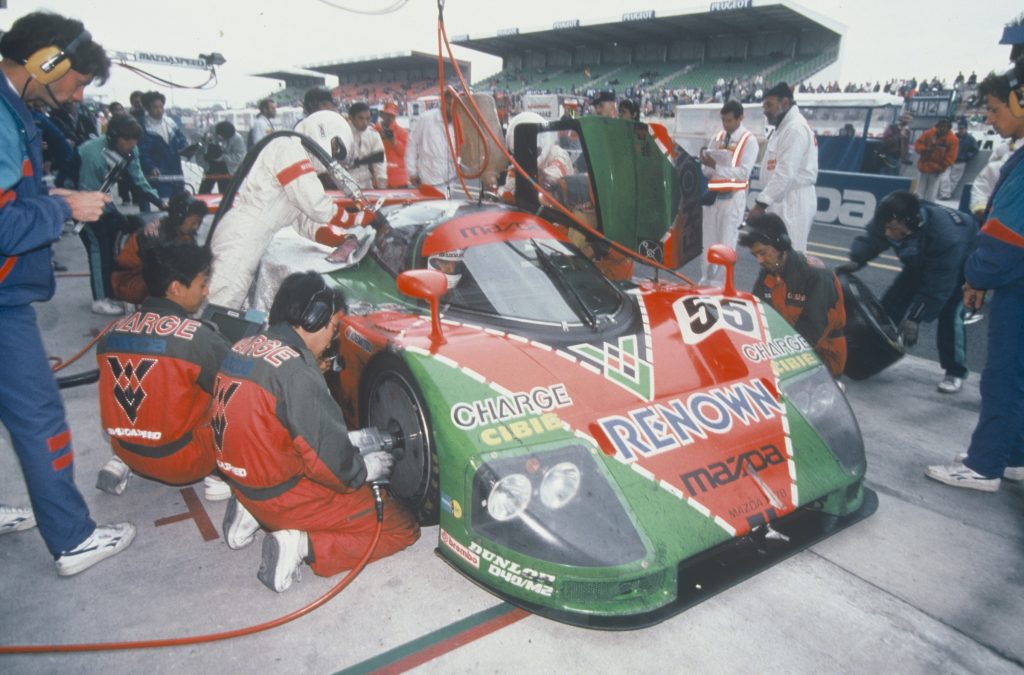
[239,114,874,627]
[318,196,873,628]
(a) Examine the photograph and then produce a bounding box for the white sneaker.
[925,462,1001,492]
[937,375,963,394]
[0,504,36,535]
[223,497,261,550]
[203,475,231,502]
[954,453,1024,481]
[257,530,308,593]
[91,298,124,316]
[55,522,136,576]
[96,456,132,495]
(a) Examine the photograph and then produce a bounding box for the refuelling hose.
[433,0,692,284]
[0,491,386,654]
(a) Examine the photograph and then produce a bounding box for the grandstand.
[300,51,470,106]
[454,2,844,99]
[252,68,329,107]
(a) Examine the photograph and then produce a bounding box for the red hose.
[51,318,119,373]
[0,519,383,654]
[433,2,692,284]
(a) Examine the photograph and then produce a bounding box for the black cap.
[739,213,792,252]
[592,90,616,105]
[764,82,794,100]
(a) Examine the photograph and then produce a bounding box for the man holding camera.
[346,101,386,190]
[375,101,409,188]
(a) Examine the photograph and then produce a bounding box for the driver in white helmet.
[208,110,378,309]
[427,248,466,291]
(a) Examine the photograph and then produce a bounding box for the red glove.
[316,209,377,246]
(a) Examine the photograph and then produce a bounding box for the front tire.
[362,357,439,524]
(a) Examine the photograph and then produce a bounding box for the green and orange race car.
[258,116,876,628]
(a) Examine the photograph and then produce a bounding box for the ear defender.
[23,29,91,85]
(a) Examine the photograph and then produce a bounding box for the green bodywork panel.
[574,117,677,251]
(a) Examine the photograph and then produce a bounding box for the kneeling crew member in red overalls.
[96,242,229,492]
[739,213,847,377]
[215,272,419,592]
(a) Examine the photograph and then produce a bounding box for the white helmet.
[295,110,353,172]
[427,248,466,290]
[504,111,545,152]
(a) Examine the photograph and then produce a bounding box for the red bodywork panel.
[334,279,797,538]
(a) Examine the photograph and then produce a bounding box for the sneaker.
[223,497,261,550]
[96,456,132,495]
[925,462,1001,492]
[0,504,36,535]
[937,375,963,394]
[257,529,308,593]
[91,298,124,316]
[55,522,136,576]
[954,453,1024,481]
[203,475,231,502]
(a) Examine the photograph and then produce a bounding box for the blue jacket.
[138,116,187,198]
[0,80,72,307]
[965,147,1024,293]
[955,132,979,164]
[849,201,976,322]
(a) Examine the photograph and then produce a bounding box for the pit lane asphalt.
[0,221,1021,674]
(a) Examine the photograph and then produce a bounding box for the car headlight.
[487,474,532,521]
[539,461,581,509]
[472,445,645,567]
[780,366,865,477]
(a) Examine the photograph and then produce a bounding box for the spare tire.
[839,272,905,380]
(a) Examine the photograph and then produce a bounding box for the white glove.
[363,451,394,483]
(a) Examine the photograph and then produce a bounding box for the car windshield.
[442,238,622,327]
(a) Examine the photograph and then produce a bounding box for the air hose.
[0,489,386,654]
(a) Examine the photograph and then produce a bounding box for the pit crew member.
[739,214,846,377]
[926,61,1024,491]
[375,101,409,188]
[0,11,135,575]
[835,191,975,393]
[405,90,457,193]
[207,109,377,309]
[215,272,420,592]
[346,101,386,190]
[699,99,759,286]
[748,82,819,253]
[96,242,229,494]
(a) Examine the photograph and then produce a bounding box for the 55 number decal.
[673,296,761,345]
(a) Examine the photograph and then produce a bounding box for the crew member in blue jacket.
[835,191,976,393]
[927,60,1024,491]
[138,90,188,200]
[0,11,135,574]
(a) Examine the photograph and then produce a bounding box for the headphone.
[1006,64,1024,118]
[743,216,791,252]
[299,283,336,333]
[23,29,91,85]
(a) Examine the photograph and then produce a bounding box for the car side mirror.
[397,269,448,344]
[707,244,737,297]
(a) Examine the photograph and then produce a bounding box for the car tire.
[362,356,440,525]
[838,271,905,380]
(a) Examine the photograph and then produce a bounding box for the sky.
[1,0,1019,109]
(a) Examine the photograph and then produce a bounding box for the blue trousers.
[0,304,94,557]
[964,288,1024,477]
[882,268,968,378]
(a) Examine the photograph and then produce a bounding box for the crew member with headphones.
[739,213,847,378]
[836,191,975,394]
[926,57,1024,492]
[0,11,136,576]
[76,113,166,315]
[214,271,419,592]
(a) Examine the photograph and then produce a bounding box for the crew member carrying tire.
[834,191,976,393]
